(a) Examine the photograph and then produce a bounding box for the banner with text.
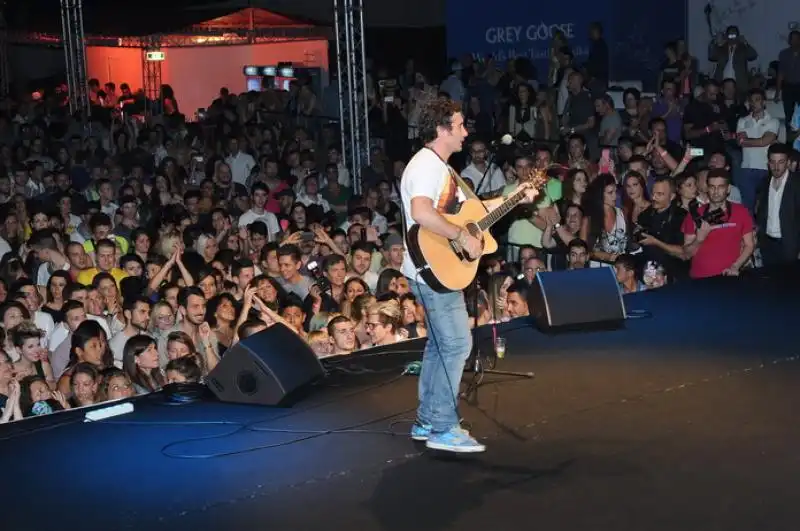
[446,0,686,91]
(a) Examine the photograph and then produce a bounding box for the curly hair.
[417,97,462,144]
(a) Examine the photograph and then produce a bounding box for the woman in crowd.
[399,293,426,339]
[42,270,73,324]
[166,330,216,376]
[123,334,164,394]
[375,268,404,299]
[674,172,701,216]
[100,369,135,402]
[557,168,589,219]
[205,293,238,354]
[10,321,54,384]
[69,362,99,408]
[58,320,113,395]
[621,171,652,227]
[584,173,628,266]
[149,300,176,341]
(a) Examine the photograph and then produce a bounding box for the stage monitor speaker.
[206,324,325,406]
[528,267,626,333]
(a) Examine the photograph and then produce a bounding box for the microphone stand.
[461,276,534,405]
[474,149,497,198]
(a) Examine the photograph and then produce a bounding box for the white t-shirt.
[737,112,780,170]
[400,148,466,282]
[36,261,71,287]
[461,163,505,196]
[0,236,11,262]
[109,329,136,364]
[226,152,257,186]
[238,209,281,240]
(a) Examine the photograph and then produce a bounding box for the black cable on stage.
[99,405,417,459]
[90,370,417,459]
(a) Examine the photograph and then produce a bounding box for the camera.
[378,78,398,102]
[306,260,331,294]
[632,224,646,242]
[703,206,727,225]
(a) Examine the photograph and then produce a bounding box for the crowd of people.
[1,22,799,423]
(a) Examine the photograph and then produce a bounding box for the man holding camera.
[709,26,758,96]
[681,168,755,278]
[636,177,689,281]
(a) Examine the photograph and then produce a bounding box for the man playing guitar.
[401,98,537,453]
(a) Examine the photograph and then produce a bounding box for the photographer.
[708,26,758,97]
[306,254,347,313]
[681,169,755,279]
[635,177,689,282]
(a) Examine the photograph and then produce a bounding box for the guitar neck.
[477,187,531,231]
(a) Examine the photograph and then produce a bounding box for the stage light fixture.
[277,62,294,77]
[262,66,277,76]
[243,66,259,76]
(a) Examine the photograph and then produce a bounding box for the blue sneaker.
[425,427,486,453]
[410,423,432,441]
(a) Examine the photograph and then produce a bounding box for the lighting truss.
[59,0,89,116]
[334,0,370,195]
[141,34,163,116]
[10,28,331,48]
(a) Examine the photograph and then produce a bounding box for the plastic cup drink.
[495,337,506,359]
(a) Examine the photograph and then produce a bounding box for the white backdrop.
[687,0,800,75]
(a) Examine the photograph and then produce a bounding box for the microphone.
[490,134,514,147]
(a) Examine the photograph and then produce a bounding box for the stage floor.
[2,266,800,531]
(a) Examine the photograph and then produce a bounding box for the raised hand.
[52,390,69,409]
[198,322,212,343]
[243,285,258,307]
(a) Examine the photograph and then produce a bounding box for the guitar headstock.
[519,168,549,192]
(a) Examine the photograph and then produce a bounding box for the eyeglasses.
[525,266,546,272]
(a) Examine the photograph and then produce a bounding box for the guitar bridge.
[449,239,468,262]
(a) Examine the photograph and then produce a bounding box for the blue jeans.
[738,168,768,214]
[409,278,472,433]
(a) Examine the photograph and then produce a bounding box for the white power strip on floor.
[84,402,134,422]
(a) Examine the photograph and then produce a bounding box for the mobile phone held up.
[599,148,614,175]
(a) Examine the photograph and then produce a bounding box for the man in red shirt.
[682,169,755,278]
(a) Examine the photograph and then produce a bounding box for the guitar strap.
[423,146,481,202]
[397,148,481,267]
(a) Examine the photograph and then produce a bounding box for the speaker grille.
[236,371,259,395]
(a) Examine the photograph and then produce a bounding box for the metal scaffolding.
[59,0,89,116]
[334,0,370,195]
[142,35,163,117]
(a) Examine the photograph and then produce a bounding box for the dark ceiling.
[3,0,443,33]
[3,0,320,36]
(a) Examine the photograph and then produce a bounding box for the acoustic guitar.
[406,170,548,292]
